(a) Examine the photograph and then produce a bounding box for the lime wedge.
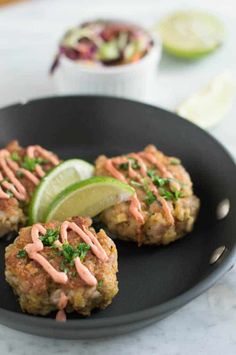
[45,176,135,222]
[177,71,235,129]
[158,10,224,59]
[29,159,94,224]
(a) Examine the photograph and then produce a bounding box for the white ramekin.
[52,32,161,101]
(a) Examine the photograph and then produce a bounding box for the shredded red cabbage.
[50,20,153,74]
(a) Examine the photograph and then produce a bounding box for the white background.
[0,0,236,354]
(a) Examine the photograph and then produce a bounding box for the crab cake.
[95,144,200,246]
[5,216,118,319]
[0,140,60,237]
[0,198,25,236]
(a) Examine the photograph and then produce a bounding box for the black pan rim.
[0,244,235,330]
[0,94,235,163]
[0,95,235,331]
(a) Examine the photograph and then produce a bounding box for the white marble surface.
[0,0,236,354]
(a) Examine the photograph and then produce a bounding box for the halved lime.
[45,176,135,222]
[158,10,224,59]
[177,71,235,129]
[29,159,94,224]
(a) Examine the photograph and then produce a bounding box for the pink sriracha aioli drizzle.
[129,193,144,224]
[81,226,108,262]
[56,292,68,322]
[0,146,59,201]
[139,151,172,178]
[128,153,147,177]
[0,172,9,199]
[105,150,176,228]
[0,150,27,200]
[27,145,60,178]
[105,159,127,182]
[135,152,175,225]
[135,153,175,225]
[60,221,108,286]
[24,224,68,284]
[132,153,174,225]
[56,309,67,322]
[5,155,40,185]
[24,221,108,321]
[25,222,108,285]
[145,174,174,225]
[105,158,144,225]
[139,151,180,191]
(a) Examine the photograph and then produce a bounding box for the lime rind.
[162,43,221,60]
[29,159,94,224]
[158,10,224,59]
[45,176,135,222]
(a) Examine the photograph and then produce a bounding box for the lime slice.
[29,159,94,224]
[158,10,224,59]
[177,71,235,129]
[45,176,135,222]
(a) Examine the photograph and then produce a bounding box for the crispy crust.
[5,216,118,316]
[0,198,25,236]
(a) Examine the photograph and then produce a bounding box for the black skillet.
[0,96,235,339]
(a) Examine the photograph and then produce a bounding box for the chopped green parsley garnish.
[153,176,168,187]
[128,158,140,170]
[173,190,184,200]
[145,190,157,205]
[16,170,24,178]
[61,243,75,263]
[169,158,181,165]
[130,179,156,205]
[98,279,103,288]
[76,243,91,261]
[119,162,129,170]
[142,178,157,206]
[159,188,184,201]
[21,156,49,172]
[146,169,156,178]
[40,228,59,246]
[62,242,91,264]
[6,189,14,198]
[59,260,69,274]
[147,169,168,187]
[21,156,38,172]
[36,157,50,165]
[119,157,140,171]
[17,249,27,258]
[11,151,20,162]
[159,188,173,200]
[129,164,184,206]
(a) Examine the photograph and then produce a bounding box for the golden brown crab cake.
[95,145,200,246]
[0,198,25,236]
[0,140,60,237]
[5,216,118,317]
